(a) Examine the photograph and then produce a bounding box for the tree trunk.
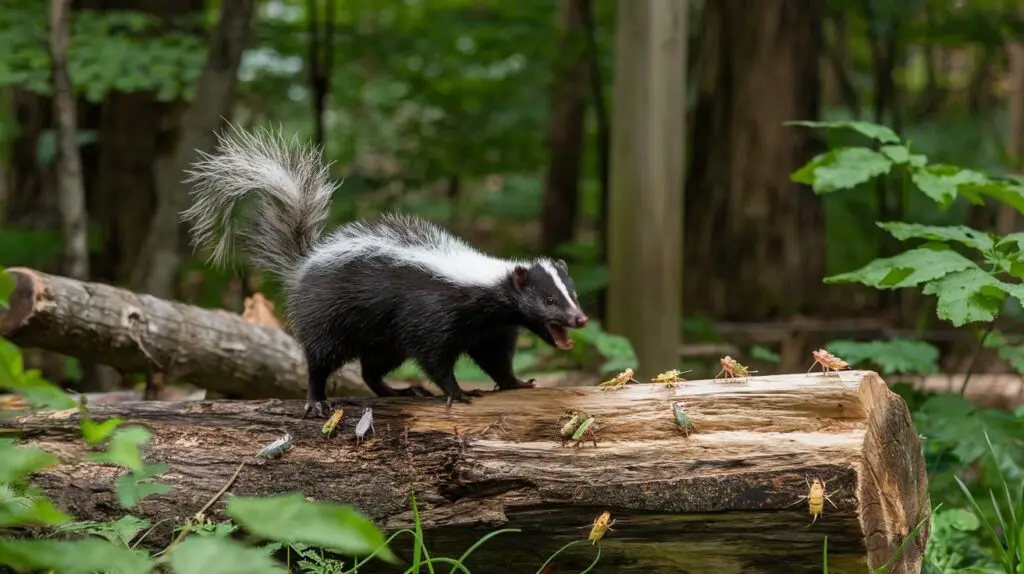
[5,90,58,232]
[0,267,376,399]
[684,0,824,323]
[4,371,930,573]
[1001,34,1024,235]
[606,0,686,378]
[49,0,90,282]
[540,0,589,252]
[307,0,335,148]
[130,0,256,299]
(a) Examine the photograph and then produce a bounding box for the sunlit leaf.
[169,536,285,574]
[785,120,901,143]
[825,338,940,375]
[876,222,994,253]
[226,492,397,563]
[824,247,976,289]
[0,538,152,574]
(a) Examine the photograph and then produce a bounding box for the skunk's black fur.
[181,125,588,417]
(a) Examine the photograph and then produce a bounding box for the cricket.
[716,355,755,381]
[807,349,850,377]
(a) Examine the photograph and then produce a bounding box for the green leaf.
[824,339,940,375]
[169,536,285,574]
[0,268,13,307]
[785,120,901,143]
[824,247,976,289]
[0,538,153,574]
[879,145,927,167]
[876,222,994,252]
[0,484,69,527]
[56,515,151,546]
[0,440,59,483]
[922,268,1009,326]
[89,426,152,472]
[226,492,398,563]
[114,473,173,509]
[748,344,781,364]
[911,164,990,208]
[933,508,980,532]
[805,148,894,193]
[81,416,125,446]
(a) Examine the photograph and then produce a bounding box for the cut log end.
[858,373,931,573]
[4,370,929,573]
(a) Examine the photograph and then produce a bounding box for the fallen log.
[5,371,929,573]
[0,267,377,399]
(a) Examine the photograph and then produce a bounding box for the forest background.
[3,0,1024,572]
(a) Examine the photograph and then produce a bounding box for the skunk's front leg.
[467,328,536,391]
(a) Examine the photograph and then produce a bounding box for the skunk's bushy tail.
[181,123,336,284]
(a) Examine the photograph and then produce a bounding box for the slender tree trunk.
[540,0,590,252]
[825,10,859,117]
[307,0,335,148]
[49,0,89,281]
[581,0,610,322]
[1002,33,1024,235]
[684,0,824,323]
[606,0,686,378]
[130,0,257,298]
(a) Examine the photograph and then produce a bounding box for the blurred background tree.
[3,0,1024,389]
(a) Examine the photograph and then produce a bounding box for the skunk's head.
[510,258,588,350]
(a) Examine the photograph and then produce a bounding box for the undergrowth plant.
[0,266,603,573]
[789,119,1024,573]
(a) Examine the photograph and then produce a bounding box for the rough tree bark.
[0,268,374,399]
[130,0,256,299]
[4,371,930,573]
[48,0,90,282]
[606,0,686,378]
[540,0,589,252]
[684,0,824,324]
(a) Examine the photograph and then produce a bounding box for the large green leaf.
[921,268,1016,326]
[0,538,153,574]
[785,120,901,143]
[876,222,994,253]
[825,338,940,375]
[824,247,976,289]
[226,493,397,563]
[169,537,285,574]
[792,147,894,193]
[0,440,59,483]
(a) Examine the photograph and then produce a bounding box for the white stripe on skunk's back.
[299,214,529,287]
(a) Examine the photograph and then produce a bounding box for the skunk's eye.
[545,297,556,306]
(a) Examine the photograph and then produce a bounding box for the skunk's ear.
[513,266,530,292]
[555,258,568,272]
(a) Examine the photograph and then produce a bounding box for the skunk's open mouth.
[546,323,574,350]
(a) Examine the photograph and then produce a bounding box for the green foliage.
[0,3,205,101]
[923,508,988,572]
[790,120,1024,327]
[225,493,398,563]
[952,433,1024,574]
[825,338,940,375]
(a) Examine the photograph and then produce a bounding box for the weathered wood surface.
[5,371,929,574]
[0,267,377,399]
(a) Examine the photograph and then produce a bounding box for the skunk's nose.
[573,313,589,328]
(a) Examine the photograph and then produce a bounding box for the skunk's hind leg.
[303,360,334,419]
[360,352,435,398]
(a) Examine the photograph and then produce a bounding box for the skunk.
[180,124,589,418]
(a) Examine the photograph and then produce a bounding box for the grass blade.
[446,528,520,574]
